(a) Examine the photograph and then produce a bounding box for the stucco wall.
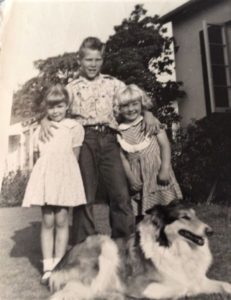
[172,0,231,126]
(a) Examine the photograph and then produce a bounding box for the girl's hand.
[39,117,58,142]
[142,111,163,136]
[157,168,170,186]
[129,177,143,192]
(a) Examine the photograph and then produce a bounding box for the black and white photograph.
[0,0,231,299]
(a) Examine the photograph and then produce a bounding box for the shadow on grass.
[10,222,75,273]
[10,221,42,272]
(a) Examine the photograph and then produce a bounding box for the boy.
[41,37,160,244]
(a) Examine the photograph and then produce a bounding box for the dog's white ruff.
[49,204,231,300]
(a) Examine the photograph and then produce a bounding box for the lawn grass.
[0,203,230,300]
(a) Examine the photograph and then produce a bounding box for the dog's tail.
[50,236,123,300]
[90,236,123,294]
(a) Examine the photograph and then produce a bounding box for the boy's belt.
[84,124,116,134]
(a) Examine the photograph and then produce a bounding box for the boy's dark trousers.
[72,126,135,244]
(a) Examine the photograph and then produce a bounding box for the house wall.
[4,122,37,175]
[6,135,21,173]
[172,0,231,126]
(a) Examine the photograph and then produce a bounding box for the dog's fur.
[49,201,231,300]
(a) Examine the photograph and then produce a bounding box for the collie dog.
[49,201,231,300]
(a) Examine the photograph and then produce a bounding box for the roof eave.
[159,0,220,23]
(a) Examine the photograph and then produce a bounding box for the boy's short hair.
[78,37,105,59]
[44,84,69,106]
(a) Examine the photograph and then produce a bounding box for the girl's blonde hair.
[44,84,69,105]
[114,84,153,117]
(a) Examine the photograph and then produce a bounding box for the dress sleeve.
[71,122,85,148]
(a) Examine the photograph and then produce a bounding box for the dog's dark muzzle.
[178,229,205,246]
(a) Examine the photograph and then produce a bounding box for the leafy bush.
[172,113,231,204]
[1,170,30,207]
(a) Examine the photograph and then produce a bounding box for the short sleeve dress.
[118,116,182,216]
[22,119,86,207]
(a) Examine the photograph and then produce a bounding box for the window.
[200,21,231,113]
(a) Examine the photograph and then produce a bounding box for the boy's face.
[78,48,103,80]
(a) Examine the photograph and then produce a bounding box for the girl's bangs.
[119,91,141,106]
[46,96,67,106]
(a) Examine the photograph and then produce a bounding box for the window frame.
[202,20,231,112]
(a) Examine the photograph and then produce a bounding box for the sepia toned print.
[0,0,230,299]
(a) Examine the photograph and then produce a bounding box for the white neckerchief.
[118,115,143,130]
[117,116,151,153]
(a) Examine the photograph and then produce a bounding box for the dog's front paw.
[50,290,64,300]
[49,272,66,293]
[222,282,231,294]
[110,294,125,300]
[102,292,125,300]
[50,289,75,300]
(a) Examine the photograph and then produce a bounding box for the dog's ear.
[145,205,170,247]
[145,200,182,215]
[146,205,165,229]
[166,199,184,210]
[145,200,184,226]
[146,204,162,215]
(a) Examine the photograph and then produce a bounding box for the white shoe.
[40,270,52,286]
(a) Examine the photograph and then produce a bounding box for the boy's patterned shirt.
[66,74,125,129]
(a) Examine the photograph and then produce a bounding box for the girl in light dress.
[115,84,182,220]
[22,84,86,284]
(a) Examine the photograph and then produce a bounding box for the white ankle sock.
[43,258,54,272]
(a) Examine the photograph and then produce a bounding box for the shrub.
[172,113,231,204]
[1,170,30,207]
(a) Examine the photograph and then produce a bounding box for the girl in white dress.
[115,84,182,219]
[22,84,86,284]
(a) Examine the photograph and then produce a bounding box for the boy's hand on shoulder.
[39,117,58,142]
[142,111,163,136]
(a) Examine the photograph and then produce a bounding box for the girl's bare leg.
[41,206,55,260]
[54,207,69,266]
[41,206,55,283]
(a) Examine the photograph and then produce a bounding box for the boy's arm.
[120,150,142,192]
[142,111,162,136]
[156,130,171,184]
